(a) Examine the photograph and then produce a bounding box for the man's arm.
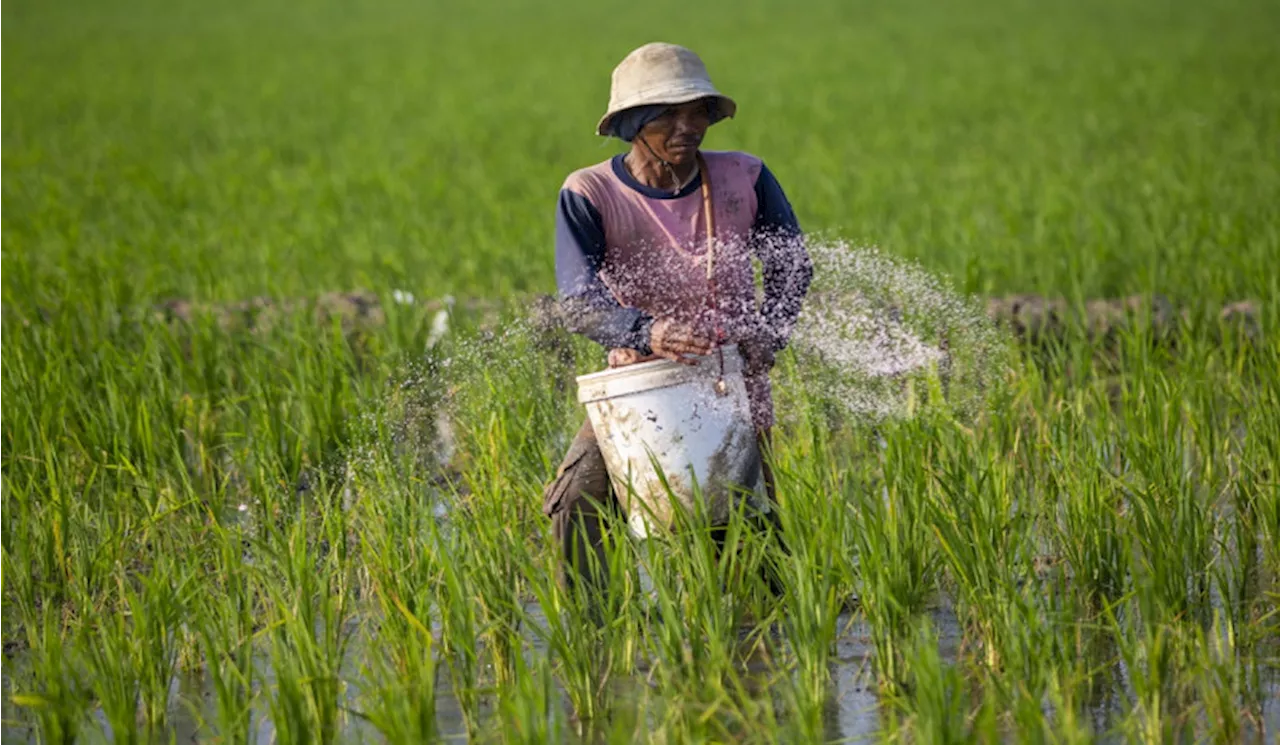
[751,163,813,351]
[555,189,654,353]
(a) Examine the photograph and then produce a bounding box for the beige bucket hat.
[596,42,737,137]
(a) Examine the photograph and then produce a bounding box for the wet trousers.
[542,419,785,595]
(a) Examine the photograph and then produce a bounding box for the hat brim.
[596,91,737,137]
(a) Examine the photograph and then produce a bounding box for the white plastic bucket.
[576,345,765,538]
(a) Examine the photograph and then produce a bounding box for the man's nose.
[673,114,701,136]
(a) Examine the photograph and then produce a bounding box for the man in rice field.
[544,42,813,592]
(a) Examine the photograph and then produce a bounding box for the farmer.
[544,42,813,591]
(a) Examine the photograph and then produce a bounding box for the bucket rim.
[575,345,742,384]
[576,345,745,404]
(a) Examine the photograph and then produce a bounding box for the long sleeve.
[752,164,813,350]
[555,189,654,353]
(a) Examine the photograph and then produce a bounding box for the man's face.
[637,99,712,166]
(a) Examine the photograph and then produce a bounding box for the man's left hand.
[739,323,781,376]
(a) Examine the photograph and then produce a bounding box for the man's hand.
[650,317,716,365]
[739,321,781,376]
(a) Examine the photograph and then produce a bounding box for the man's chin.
[666,147,699,165]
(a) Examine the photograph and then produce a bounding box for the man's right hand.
[650,317,716,365]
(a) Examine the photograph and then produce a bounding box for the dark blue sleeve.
[555,189,654,353]
[752,164,813,351]
[753,163,802,238]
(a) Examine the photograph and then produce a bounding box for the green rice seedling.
[926,425,1035,672]
[778,545,844,732]
[354,606,439,745]
[257,503,353,745]
[8,607,91,745]
[451,417,542,690]
[591,695,656,745]
[83,597,145,744]
[457,514,526,691]
[559,463,773,736]
[886,619,998,745]
[851,420,942,693]
[123,558,194,733]
[1219,453,1262,636]
[432,362,573,719]
[770,453,855,738]
[76,555,193,742]
[1192,612,1263,745]
[509,432,650,732]
[432,519,485,737]
[520,495,644,724]
[925,411,1121,738]
[193,527,257,745]
[1201,380,1271,717]
[430,316,598,698]
[642,492,760,671]
[1108,603,1198,745]
[493,649,563,744]
[644,666,777,745]
[1040,665,1098,745]
[984,566,1108,743]
[2,442,115,627]
[348,439,443,744]
[1119,379,1215,630]
[1046,400,1130,609]
[636,490,778,739]
[1171,338,1260,622]
[441,317,581,480]
[1238,345,1280,586]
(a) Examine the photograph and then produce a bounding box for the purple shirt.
[555,151,811,427]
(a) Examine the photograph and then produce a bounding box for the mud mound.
[486,292,1264,346]
[149,290,1262,345]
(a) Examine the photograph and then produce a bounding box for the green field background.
[5,0,1278,309]
[4,3,1280,741]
